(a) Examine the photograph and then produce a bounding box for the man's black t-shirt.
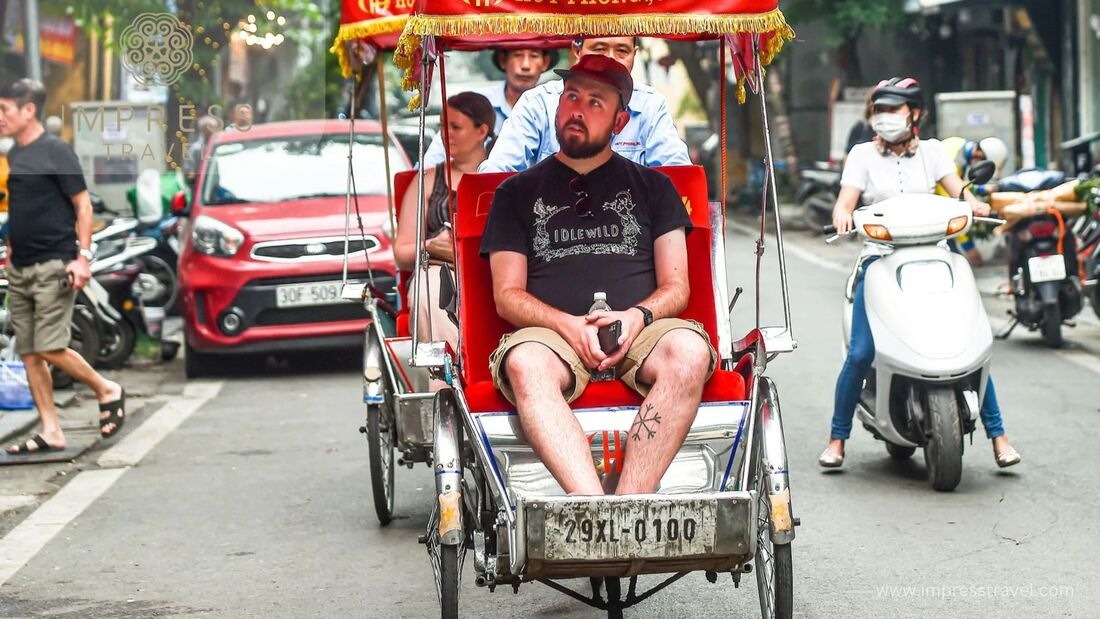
[480,154,691,317]
[7,133,86,267]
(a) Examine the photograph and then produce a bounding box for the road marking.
[98,381,223,468]
[0,468,126,586]
[729,221,848,274]
[0,380,223,587]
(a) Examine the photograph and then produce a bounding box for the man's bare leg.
[40,348,123,433]
[615,330,711,494]
[505,342,603,495]
[7,354,65,451]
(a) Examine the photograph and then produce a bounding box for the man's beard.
[556,119,612,159]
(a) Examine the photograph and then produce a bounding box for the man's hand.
[557,314,606,370]
[586,308,646,371]
[66,257,91,290]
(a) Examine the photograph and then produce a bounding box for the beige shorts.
[489,318,716,405]
[7,259,77,356]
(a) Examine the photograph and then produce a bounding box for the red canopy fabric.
[330,0,416,76]
[394,0,793,104]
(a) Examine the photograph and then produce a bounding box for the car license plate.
[275,281,349,308]
[542,499,717,561]
[1028,255,1066,283]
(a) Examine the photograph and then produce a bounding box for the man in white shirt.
[420,48,557,169]
[480,37,690,173]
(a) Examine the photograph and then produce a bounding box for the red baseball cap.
[554,54,633,108]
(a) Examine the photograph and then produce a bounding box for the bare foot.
[6,429,65,454]
[98,381,125,437]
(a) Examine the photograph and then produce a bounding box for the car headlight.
[192,215,244,258]
[897,260,953,294]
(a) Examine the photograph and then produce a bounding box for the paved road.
[1,222,1098,618]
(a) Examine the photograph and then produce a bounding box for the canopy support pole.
[410,38,435,355]
[753,38,794,340]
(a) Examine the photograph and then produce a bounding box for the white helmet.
[978,137,1008,174]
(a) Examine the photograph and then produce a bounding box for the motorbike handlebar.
[822,224,837,236]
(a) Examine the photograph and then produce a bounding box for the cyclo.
[349,0,800,616]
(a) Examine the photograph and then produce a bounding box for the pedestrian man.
[227,103,253,131]
[0,79,126,455]
[185,114,220,182]
[480,37,690,172]
[421,47,558,168]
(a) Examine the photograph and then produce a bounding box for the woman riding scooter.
[819,77,1021,469]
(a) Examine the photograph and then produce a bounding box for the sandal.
[99,389,126,438]
[7,434,65,455]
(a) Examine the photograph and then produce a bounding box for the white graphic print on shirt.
[532,190,642,263]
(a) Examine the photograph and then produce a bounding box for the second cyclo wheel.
[366,400,395,525]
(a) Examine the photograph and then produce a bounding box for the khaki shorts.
[7,259,77,356]
[489,318,716,405]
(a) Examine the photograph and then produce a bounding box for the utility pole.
[22,0,42,82]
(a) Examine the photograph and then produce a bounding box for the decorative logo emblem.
[305,243,327,255]
[120,13,194,87]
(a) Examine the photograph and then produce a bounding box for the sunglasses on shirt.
[569,175,594,219]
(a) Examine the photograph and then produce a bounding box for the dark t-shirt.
[480,154,691,317]
[7,133,86,267]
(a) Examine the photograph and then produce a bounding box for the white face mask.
[871,113,911,143]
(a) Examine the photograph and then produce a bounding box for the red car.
[176,119,409,377]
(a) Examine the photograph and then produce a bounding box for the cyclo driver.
[480,55,716,495]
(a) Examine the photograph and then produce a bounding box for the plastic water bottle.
[588,291,611,315]
[588,292,615,381]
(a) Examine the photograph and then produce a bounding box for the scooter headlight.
[192,215,244,258]
[897,260,953,294]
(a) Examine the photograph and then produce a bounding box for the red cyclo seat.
[452,165,744,413]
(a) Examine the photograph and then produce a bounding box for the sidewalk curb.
[0,411,37,446]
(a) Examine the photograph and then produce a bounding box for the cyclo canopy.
[330,0,416,76]
[395,0,794,105]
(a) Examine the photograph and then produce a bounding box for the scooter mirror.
[967,160,996,185]
[170,190,190,216]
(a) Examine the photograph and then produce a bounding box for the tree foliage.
[782,0,906,47]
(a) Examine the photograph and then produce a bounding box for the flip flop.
[99,389,126,438]
[6,434,65,455]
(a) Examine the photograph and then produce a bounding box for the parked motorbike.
[797,161,841,230]
[87,218,160,368]
[994,170,1084,347]
[129,169,182,314]
[1071,171,1100,320]
[824,162,1000,491]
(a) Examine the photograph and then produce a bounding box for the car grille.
[229,271,396,329]
[250,236,380,262]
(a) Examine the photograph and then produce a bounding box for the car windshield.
[201,132,409,205]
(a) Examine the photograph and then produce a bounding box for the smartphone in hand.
[597,320,622,355]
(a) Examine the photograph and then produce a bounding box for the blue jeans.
[830,265,1006,440]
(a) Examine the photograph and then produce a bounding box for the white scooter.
[827,163,1001,491]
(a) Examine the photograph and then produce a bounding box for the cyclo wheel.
[752,438,793,618]
[364,328,395,525]
[438,544,460,619]
[428,389,465,619]
[366,399,395,525]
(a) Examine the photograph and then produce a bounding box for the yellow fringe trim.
[329,15,408,78]
[393,11,794,109]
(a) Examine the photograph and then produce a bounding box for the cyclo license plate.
[542,499,717,560]
[1028,255,1066,283]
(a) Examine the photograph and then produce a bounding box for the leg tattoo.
[630,404,662,442]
